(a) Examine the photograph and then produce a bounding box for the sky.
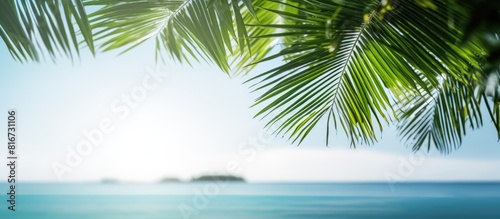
[0,38,500,183]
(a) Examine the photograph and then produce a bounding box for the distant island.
[191,175,245,182]
[159,177,181,183]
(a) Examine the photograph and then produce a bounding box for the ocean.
[1,182,499,218]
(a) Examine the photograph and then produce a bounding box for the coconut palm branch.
[397,75,483,154]
[246,0,487,151]
[482,70,500,140]
[84,0,279,74]
[0,0,94,62]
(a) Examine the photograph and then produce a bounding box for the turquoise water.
[2,183,500,218]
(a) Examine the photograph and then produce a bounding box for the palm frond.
[84,0,261,74]
[230,0,283,75]
[397,75,482,154]
[0,0,94,62]
[247,0,485,148]
[482,70,500,140]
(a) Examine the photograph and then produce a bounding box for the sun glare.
[102,105,216,182]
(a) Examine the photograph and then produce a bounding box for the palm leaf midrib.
[328,10,377,112]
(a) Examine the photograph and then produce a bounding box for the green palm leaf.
[247,0,485,149]
[0,0,94,62]
[397,76,482,153]
[481,70,500,140]
[84,0,263,74]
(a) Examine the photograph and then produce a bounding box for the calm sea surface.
[1,182,499,218]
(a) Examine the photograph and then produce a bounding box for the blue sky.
[1,38,499,183]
